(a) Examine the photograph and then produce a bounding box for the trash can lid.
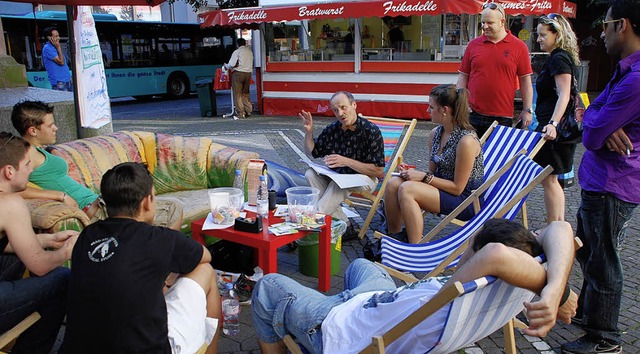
[196,79,213,86]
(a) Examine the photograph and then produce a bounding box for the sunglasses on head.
[0,133,16,150]
[483,3,505,18]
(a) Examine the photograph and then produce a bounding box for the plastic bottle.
[257,174,269,218]
[222,282,240,336]
[233,169,245,202]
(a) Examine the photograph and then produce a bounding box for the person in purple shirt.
[561,1,640,353]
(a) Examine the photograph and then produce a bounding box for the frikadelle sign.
[199,0,577,27]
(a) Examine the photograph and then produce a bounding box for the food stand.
[199,0,577,119]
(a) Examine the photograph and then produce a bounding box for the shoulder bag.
[556,69,584,144]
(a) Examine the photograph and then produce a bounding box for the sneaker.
[232,115,240,120]
[561,336,622,354]
[234,273,256,305]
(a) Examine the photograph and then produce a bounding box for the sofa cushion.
[160,190,214,233]
[53,131,145,193]
[26,199,90,231]
[133,132,211,194]
[207,143,260,188]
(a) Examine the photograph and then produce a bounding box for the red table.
[191,211,332,292]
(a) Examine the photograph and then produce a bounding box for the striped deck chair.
[379,153,552,283]
[448,121,546,228]
[346,115,417,239]
[359,272,538,354]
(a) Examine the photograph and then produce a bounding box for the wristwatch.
[549,120,558,127]
[524,107,534,114]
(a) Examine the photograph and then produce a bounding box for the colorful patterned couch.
[26,131,260,233]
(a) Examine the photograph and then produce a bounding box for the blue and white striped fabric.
[426,275,536,354]
[381,154,544,273]
[482,125,543,198]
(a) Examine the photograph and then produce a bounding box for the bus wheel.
[166,73,189,99]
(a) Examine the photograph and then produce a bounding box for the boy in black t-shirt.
[61,162,221,354]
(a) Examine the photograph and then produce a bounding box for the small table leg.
[318,215,332,292]
[192,222,205,246]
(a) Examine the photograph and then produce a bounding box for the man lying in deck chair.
[252,219,578,354]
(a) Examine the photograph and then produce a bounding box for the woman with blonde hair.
[534,13,581,223]
[384,84,484,243]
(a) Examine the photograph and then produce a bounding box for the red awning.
[199,0,577,28]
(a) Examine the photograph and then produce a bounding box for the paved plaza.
[108,93,640,354]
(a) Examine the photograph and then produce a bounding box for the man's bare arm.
[456,72,469,89]
[299,110,315,156]
[1,194,77,275]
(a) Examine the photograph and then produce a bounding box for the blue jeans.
[0,267,70,354]
[52,80,72,92]
[251,259,396,354]
[469,111,513,139]
[575,190,637,345]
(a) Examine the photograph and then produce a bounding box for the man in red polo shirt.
[457,3,534,138]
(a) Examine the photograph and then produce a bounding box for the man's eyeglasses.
[482,2,505,19]
[602,19,623,32]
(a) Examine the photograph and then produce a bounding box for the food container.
[208,187,243,225]
[285,186,320,224]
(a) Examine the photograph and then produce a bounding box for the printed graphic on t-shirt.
[88,237,119,262]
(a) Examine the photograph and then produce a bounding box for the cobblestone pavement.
[109,93,640,354]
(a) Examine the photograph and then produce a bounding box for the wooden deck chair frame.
[376,153,552,284]
[0,312,41,353]
[345,116,417,239]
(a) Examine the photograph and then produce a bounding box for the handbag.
[555,73,584,144]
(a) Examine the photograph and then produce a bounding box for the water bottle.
[233,169,245,202]
[222,282,240,336]
[257,174,269,218]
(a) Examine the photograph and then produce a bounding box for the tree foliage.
[213,0,258,9]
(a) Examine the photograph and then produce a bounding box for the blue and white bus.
[2,11,236,99]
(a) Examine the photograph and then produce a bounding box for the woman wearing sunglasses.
[534,13,581,223]
[383,84,484,244]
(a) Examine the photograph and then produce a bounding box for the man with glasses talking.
[562,1,640,353]
[457,2,534,138]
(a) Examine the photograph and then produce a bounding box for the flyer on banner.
[74,6,112,129]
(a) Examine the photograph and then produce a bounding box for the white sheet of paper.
[303,160,375,189]
[274,204,289,217]
[202,212,246,230]
[342,206,360,218]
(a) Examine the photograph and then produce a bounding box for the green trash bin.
[297,219,346,277]
[195,79,216,117]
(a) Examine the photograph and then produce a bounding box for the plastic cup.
[285,186,320,224]
[208,187,243,225]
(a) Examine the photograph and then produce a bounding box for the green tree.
[168,0,211,10]
[213,0,258,10]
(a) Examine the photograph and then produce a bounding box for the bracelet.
[62,192,67,202]
[421,172,434,184]
[560,284,571,306]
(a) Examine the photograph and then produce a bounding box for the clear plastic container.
[285,186,320,224]
[208,187,243,225]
